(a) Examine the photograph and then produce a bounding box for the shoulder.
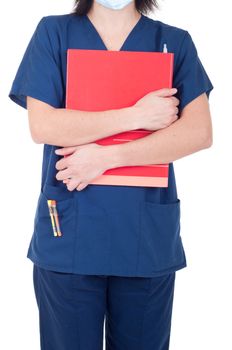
[37,13,71,31]
[35,13,84,44]
[34,13,79,47]
[144,15,192,54]
[145,15,188,38]
[40,13,81,30]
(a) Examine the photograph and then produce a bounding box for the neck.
[87,1,141,31]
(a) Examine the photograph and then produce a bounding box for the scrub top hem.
[27,253,187,277]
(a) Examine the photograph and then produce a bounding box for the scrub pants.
[33,264,176,350]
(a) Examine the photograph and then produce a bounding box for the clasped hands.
[55,143,111,192]
[54,88,180,192]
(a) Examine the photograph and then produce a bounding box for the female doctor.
[8,0,214,349]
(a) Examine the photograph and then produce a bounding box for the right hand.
[133,88,180,131]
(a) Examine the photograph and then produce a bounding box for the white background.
[1,0,231,349]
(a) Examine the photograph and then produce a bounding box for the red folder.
[65,49,174,187]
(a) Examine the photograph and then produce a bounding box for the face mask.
[95,0,133,10]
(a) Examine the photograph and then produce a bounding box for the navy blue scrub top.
[8,13,214,277]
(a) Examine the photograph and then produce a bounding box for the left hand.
[55,143,110,191]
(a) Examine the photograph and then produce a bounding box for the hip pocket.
[31,184,76,269]
[137,199,186,274]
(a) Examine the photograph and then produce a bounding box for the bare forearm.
[103,116,212,168]
[35,106,139,146]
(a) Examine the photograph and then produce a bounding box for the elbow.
[29,122,46,144]
[200,128,213,149]
[28,122,44,144]
[31,134,44,144]
[205,136,213,148]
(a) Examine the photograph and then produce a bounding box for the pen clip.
[163,43,168,53]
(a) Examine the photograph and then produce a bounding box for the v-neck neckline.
[84,13,146,51]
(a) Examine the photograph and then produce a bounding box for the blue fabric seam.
[27,253,187,277]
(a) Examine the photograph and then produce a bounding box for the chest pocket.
[32,183,77,270]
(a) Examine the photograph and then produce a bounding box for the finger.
[153,88,177,97]
[56,168,73,181]
[170,96,180,106]
[76,183,88,191]
[55,156,71,170]
[55,146,78,156]
[66,179,80,191]
[171,107,179,117]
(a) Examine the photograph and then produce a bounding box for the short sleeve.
[173,31,214,115]
[8,16,64,110]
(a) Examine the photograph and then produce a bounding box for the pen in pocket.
[47,200,62,237]
[52,201,62,237]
